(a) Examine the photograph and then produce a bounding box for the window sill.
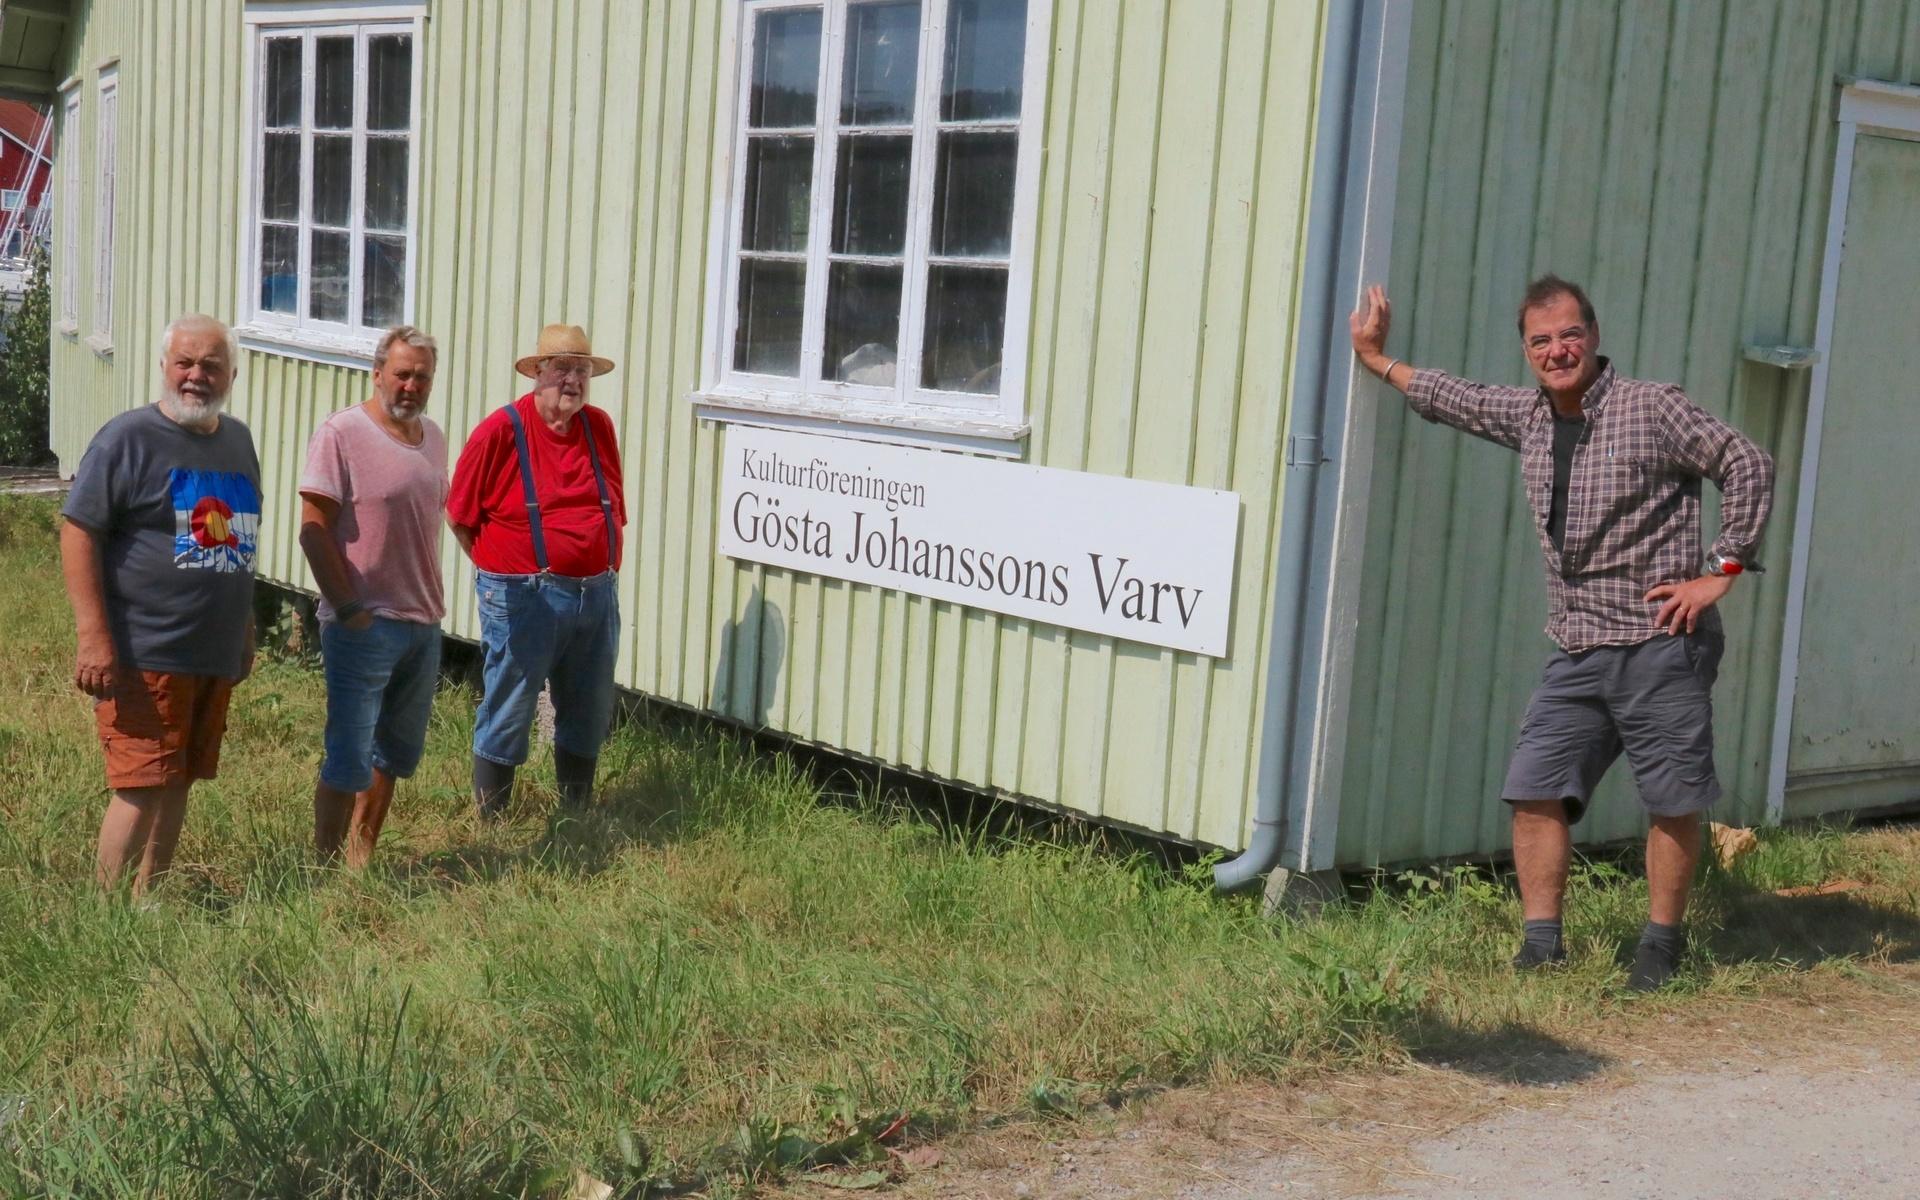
[235,324,377,370]
[85,334,113,359]
[56,321,78,338]
[691,388,1030,459]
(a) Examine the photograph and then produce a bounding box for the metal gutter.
[1217,0,1409,891]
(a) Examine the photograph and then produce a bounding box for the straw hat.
[514,324,616,378]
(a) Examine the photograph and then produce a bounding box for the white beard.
[159,387,227,432]
[383,396,424,424]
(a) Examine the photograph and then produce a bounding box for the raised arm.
[1349,284,1535,450]
[1349,284,1413,393]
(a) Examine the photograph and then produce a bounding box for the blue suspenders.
[504,404,618,574]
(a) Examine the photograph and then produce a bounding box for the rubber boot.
[553,746,598,810]
[474,756,516,821]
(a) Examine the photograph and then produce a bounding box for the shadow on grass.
[1706,887,1920,968]
[1401,1017,1613,1086]
[381,772,712,891]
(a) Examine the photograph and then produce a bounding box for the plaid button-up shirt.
[1406,360,1775,653]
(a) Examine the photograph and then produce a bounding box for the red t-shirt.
[448,394,626,576]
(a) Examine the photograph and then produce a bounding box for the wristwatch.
[1705,553,1762,577]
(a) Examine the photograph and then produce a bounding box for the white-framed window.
[1,190,23,212]
[698,0,1047,448]
[58,84,78,333]
[238,3,424,365]
[89,67,117,352]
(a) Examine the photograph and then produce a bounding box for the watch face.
[1722,561,1743,576]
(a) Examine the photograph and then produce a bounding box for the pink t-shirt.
[298,404,449,624]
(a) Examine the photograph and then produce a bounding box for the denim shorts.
[1503,627,1724,822]
[319,616,442,792]
[472,570,620,767]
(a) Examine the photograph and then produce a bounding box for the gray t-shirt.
[62,404,263,678]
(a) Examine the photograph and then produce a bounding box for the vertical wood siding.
[1338,0,1920,866]
[49,0,1332,851]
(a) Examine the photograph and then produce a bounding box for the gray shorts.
[1503,628,1724,823]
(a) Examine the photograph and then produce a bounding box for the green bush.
[0,248,53,467]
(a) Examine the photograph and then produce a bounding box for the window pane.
[315,36,355,129]
[310,229,350,322]
[741,136,812,253]
[929,130,1015,258]
[365,137,409,231]
[368,34,413,131]
[734,259,807,375]
[364,234,407,328]
[831,134,911,255]
[264,37,302,127]
[942,0,1027,121]
[824,261,903,385]
[749,8,822,129]
[262,131,300,222]
[259,224,298,314]
[841,0,920,127]
[922,264,1007,393]
[312,134,352,227]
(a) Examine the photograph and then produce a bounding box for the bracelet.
[1381,358,1401,382]
[334,599,367,622]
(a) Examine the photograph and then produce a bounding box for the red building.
[0,98,52,260]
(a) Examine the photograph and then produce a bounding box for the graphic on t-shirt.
[169,468,260,573]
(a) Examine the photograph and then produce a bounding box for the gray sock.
[1638,920,1683,956]
[1523,918,1564,955]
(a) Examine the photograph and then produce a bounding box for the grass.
[1,493,1918,1196]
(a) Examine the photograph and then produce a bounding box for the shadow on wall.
[711,585,786,728]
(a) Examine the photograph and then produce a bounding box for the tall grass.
[0,495,1913,1196]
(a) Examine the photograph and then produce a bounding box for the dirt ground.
[823,967,1920,1200]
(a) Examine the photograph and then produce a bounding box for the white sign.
[718,426,1242,657]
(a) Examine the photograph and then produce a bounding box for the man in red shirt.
[448,324,626,817]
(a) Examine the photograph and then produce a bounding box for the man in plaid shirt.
[1350,275,1775,990]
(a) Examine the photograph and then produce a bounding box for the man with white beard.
[298,326,447,868]
[61,314,261,896]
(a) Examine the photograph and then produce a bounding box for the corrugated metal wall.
[1337,0,1920,866]
[49,0,1333,851]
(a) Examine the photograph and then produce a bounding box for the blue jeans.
[319,616,442,792]
[472,570,620,767]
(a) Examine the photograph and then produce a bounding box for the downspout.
[1215,0,1376,891]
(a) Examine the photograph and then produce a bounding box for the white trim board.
[243,1,427,24]
[1295,0,1414,870]
[1764,79,1920,823]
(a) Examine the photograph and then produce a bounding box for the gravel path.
[1247,1052,1920,1199]
[894,990,1920,1200]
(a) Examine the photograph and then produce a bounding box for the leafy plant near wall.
[0,248,53,467]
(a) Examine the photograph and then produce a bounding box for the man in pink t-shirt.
[297,326,448,868]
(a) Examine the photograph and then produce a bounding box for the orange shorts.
[93,671,235,789]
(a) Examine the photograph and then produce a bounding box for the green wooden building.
[11,0,1920,882]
